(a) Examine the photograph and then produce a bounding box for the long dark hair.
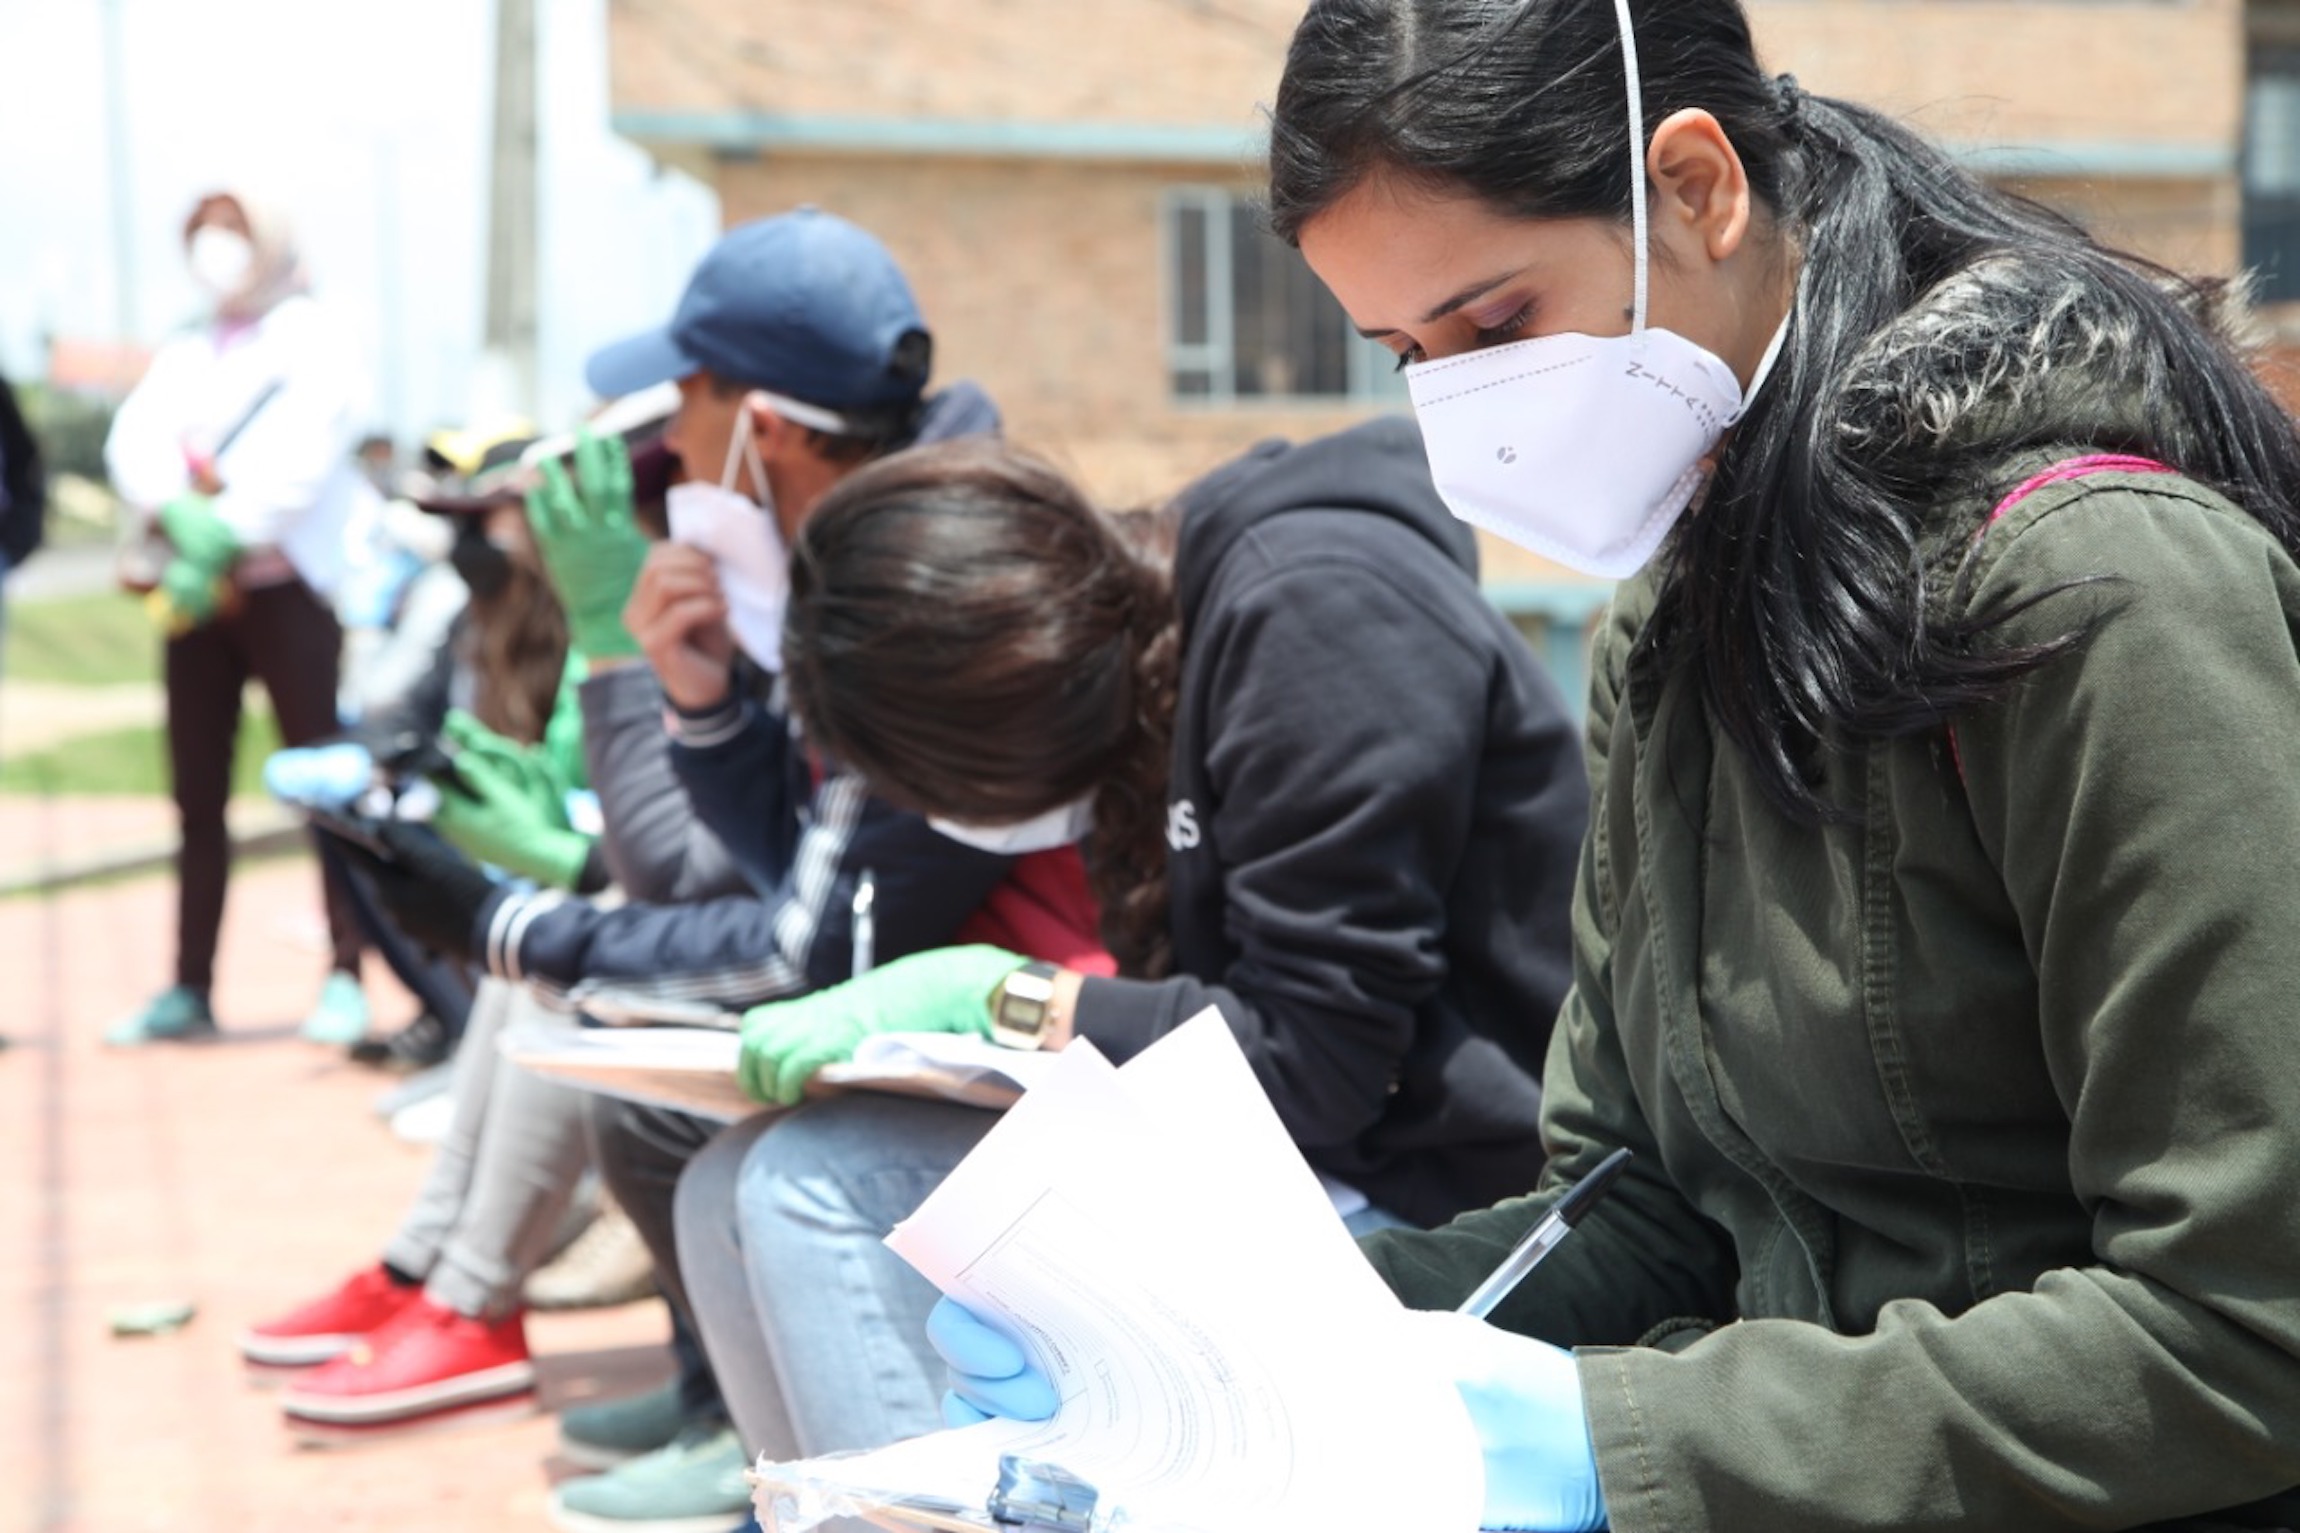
[1270,0,2300,820]
[784,440,1184,977]
[462,534,569,745]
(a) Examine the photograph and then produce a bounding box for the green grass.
[3,590,160,688]
[0,712,282,797]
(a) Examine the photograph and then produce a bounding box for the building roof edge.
[610,112,2234,182]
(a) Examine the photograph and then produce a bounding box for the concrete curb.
[0,809,308,899]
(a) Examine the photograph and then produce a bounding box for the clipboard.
[757,1453,1110,1533]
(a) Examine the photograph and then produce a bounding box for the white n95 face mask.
[666,400,789,672]
[930,796,1094,856]
[188,226,255,298]
[1402,0,1790,581]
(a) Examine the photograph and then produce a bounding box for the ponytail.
[1086,506,1184,978]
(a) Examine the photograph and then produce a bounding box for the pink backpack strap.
[1977,455,2175,535]
[1946,455,2174,783]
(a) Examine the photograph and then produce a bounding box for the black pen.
[1456,1147,1633,1320]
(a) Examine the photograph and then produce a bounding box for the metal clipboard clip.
[986,1456,1104,1530]
[757,1452,1117,1533]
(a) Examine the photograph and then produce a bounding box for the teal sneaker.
[104,986,218,1047]
[558,1379,688,1470]
[301,972,371,1045]
[547,1420,751,1533]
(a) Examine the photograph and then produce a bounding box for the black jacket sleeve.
[1072,555,1506,1155]
[0,372,47,567]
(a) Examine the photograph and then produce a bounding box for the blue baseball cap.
[585,208,932,412]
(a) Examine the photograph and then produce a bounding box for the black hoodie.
[1073,416,1589,1227]
[0,369,45,568]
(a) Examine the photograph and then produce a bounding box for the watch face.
[992,965,1059,1048]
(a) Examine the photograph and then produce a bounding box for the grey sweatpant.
[382,978,592,1319]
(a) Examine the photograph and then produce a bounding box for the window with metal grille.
[2244,50,2300,304]
[1165,187,1408,404]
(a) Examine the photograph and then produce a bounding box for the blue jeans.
[678,1094,1001,1461]
[677,1094,1422,1463]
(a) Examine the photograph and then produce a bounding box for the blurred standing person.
[0,363,46,671]
[103,189,374,1045]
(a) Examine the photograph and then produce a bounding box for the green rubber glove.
[737,945,1030,1106]
[146,492,239,635]
[524,428,646,661]
[540,651,591,799]
[439,709,577,805]
[426,711,594,889]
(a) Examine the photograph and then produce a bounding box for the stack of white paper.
[755,1010,1484,1532]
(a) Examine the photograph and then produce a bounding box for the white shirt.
[104,294,374,597]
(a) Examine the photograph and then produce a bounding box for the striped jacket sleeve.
[484,770,1016,1013]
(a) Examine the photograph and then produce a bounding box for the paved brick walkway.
[0,849,673,1533]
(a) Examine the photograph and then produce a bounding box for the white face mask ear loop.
[743,424,769,510]
[1743,307,1793,408]
[719,399,752,494]
[1611,0,1650,335]
[721,393,775,506]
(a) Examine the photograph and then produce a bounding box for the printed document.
[755,1011,1484,1532]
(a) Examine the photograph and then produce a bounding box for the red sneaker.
[238,1265,424,1368]
[279,1298,534,1426]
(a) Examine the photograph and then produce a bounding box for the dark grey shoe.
[557,1379,687,1471]
[548,1420,749,1531]
[349,1011,452,1072]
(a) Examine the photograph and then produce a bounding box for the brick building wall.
[610,0,2262,580]
[606,0,1303,133]
[1753,0,2243,151]
[716,154,1368,507]
[2010,175,2246,276]
[1753,0,2246,276]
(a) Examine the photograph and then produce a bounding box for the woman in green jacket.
[1268,0,2300,1527]
[941,0,2300,1527]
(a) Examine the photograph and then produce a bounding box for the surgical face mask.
[187,225,255,298]
[665,400,787,672]
[1402,0,1791,580]
[929,796,1095,856]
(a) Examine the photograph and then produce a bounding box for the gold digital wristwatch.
[989,961,1062,1050]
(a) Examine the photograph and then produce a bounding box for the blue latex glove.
[1400,1309,1606,1532]
[263,742,376,812]
[926,1297,1060,1429]
[337,546,420,629]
